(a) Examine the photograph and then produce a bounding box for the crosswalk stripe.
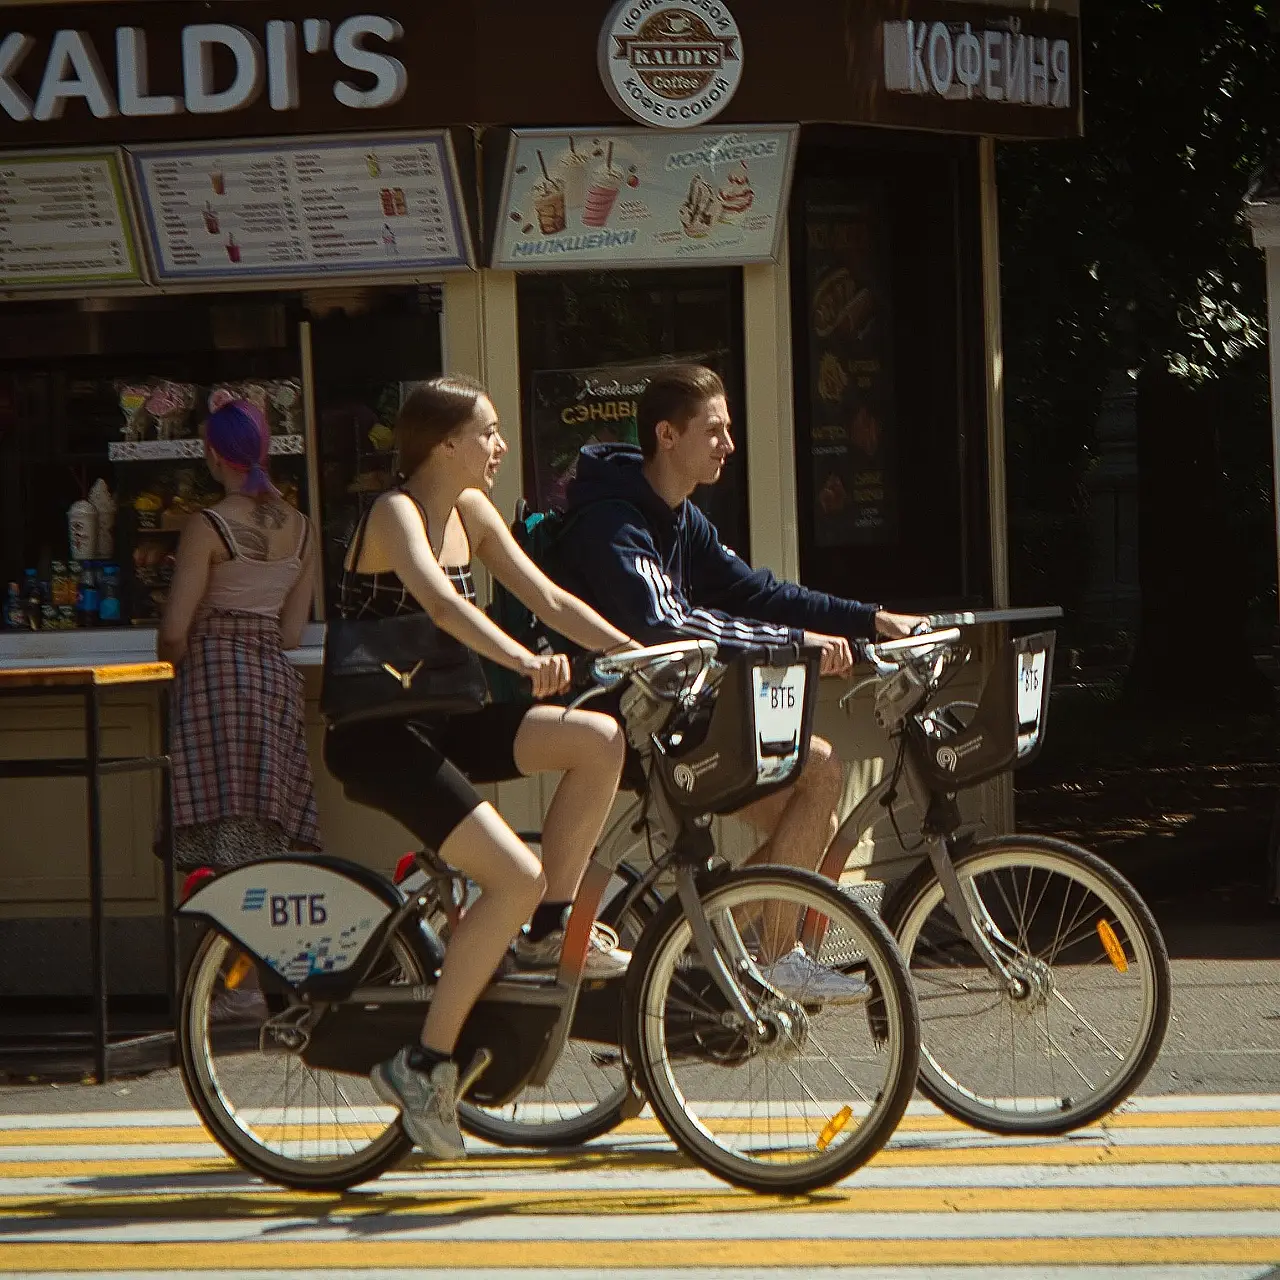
[6,1236,1280,1270]
[0,1184,1278,1216]
[3,1109,1279,1145]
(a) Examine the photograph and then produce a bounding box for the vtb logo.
[266,893,327,926]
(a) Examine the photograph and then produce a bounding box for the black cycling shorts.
[323,701,533,854]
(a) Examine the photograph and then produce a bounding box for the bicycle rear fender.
[178,856,428,999]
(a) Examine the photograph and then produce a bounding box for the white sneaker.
[513,921,631,979]
[761,946,870,1005]
[370,1048,466,1159]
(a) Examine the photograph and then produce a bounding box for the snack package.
[145,381,197,440]
[268,379,302,435]
[117,383,150,441]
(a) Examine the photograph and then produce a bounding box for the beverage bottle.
[51,560,68,609]
[22,570,40,630]
[97,565,122,625]
[76,564,99,628]
[4,582,22,629]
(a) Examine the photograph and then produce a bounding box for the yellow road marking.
[4,1109,1280,1146]
[5,1237,1280,1271]
[0,1184,1278,1217]
[6,1143,1280,1180]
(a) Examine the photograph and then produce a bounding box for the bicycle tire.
[625,865,919,1194]
[884,833,1171,1136]
[179,922,433,1191]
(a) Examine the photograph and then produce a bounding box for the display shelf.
[107,435,305,463]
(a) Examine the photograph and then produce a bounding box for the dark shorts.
[323,701,533,854]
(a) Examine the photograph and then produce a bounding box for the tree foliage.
[998,0,1279,688]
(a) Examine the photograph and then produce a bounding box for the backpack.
[484,497,641,703]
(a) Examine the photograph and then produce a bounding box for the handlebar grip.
[570,652,600,691]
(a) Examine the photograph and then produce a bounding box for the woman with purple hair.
[160,399,320,873]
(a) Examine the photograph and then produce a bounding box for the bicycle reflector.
[180,867,215,902]
[393,853,417,884]
[816,1105,854,1151]
[1096,920,1129,973]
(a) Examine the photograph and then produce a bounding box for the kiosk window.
[791,134,990,609]
[517,269,749,557]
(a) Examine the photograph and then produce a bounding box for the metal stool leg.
[85,686,108,1084]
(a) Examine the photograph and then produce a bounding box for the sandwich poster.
[492,125,797,270]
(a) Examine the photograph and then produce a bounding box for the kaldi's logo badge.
[883,19,1072,109]
[0,15,407,123]
[599,0,743,130]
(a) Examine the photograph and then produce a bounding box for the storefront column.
[980,137,1010,611]
[1269,248,1280,627]
[743,241,800,581]
[980,136,1015,833]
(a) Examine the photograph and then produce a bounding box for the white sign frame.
[0,147,148,290]
[491,124,798,272]
[127,130,475,284]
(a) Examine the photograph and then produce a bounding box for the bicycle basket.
[905,630,1056,792]
[650,644,822,817]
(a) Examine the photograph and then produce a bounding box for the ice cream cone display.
[679,173,718,239]
[717,160,755,224]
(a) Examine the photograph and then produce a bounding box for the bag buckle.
[382,660,423,690]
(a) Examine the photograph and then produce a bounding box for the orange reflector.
[1096,920,1128,973]
[816,1106,853,1151]
[225,953,255,990]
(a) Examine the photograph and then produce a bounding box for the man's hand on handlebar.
[874,610,931,640]
[522,651,572,698]
[803,631,855,678]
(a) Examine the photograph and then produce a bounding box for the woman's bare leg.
[420,803,545,1053]
[512,706,626,902]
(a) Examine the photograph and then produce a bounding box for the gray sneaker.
[513,921,631,979]
[761,946,870,1006]
[369,1048,466,1159]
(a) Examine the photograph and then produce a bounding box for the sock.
[407,1045,452,1073]
[526,901,571,943]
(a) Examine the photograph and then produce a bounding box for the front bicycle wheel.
[626,866,919,1194]
[179,925,429,1191]
[458,826,659,1148]
[885,834,1171,1135]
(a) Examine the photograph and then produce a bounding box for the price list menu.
[0,152,142,287]
[131,134,472,281]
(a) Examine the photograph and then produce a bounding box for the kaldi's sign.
[0,15,406,123]
[883,18,1072,109]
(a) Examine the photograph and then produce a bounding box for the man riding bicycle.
[548,364,925,996]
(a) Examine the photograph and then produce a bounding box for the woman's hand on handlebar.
[874,610,931,640]
[803,631,854,678]
[521,651,572,698]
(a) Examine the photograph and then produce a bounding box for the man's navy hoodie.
[552,444,879,653]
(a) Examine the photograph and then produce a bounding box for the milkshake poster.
[803,187,898,548]
[492,126,798,270]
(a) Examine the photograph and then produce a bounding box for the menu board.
[0,151,143,288]
[130,134,472,282]
[493,126,798,271]
[803,189,899,548]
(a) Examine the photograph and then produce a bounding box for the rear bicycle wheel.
[886,834,1171,1135]
[179,924,429,1191]
[457,826,659,1148]
[627,866,919,1194]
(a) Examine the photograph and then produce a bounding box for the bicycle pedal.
[456,1047,493,1100]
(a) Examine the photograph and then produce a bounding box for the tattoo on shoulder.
[252,502,289,531]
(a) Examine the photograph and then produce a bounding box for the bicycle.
[175,639,920,1194]
[463,625,1170,1144]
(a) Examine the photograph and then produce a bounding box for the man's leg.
[735,735,843,876]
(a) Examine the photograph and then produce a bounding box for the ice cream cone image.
[717,160,755,225]
[679,173,718,239]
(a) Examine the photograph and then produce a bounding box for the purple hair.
[205,400,277,500]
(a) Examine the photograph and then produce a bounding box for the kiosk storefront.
[0,0,1081,999]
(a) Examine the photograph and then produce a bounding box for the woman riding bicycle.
[323,375,636,1160]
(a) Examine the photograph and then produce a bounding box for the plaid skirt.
[169,611,320,856]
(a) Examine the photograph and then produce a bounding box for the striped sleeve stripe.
[634,556,792,647]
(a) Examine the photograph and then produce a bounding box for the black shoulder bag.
[320,492,489,728]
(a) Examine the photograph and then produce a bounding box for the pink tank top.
[201,508,308,617]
